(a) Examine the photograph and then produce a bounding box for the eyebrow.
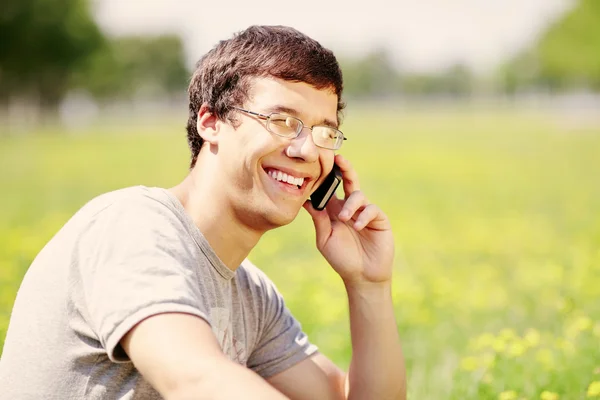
[264,105,339,129]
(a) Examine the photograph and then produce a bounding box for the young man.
[0,25,406,399]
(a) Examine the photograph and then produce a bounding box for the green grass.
[1,108,599,399]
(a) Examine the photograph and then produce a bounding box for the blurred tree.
[400,64,474,97]
[74,34,190,104]
[400,74,440,96]
[0,0,104,113]
[536,0,600,89]
[497,51,539,96]
[437,63,473,96]
[340,48,402,97]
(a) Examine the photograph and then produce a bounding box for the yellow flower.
[499,390,518,400]
[588,381,600,397]
[536,349,555,370]
[593,323,600,338]
[493,337,507,353]
[566,316,593,339]
[524,329,541,347]
[540,390,559,400]
[556,297,574,314]
[575,316,593,331]
[460,356,479,372]
[474,332,496,350]
[555,338,575,355]
[481,352,496,368]
[508,341,527,358]
[499,328,517,341]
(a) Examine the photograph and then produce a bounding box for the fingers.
[352,204,390,231]
[335,190,391,231]
[337,190,368,223]
[311,155,389,234]
[335,154,360,199]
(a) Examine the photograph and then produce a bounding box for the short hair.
[186,25,345,168]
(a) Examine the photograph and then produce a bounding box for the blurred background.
[1,1,599,399]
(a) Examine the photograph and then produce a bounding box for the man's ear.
[197,104,221,145]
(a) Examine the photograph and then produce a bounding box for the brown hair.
[186,25,345,168]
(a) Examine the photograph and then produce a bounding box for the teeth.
[267,169,304,188]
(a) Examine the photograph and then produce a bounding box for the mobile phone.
[310,164,342,211]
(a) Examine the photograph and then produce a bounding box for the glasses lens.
[268,113,302,138]
[312,127,344,150]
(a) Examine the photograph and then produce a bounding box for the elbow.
[394,374,407,400]
[161,362,225,400]
[395,379,407,400]
[163,373,212,400]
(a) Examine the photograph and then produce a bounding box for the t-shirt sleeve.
[244,262,318,378]
[75,194,208,362]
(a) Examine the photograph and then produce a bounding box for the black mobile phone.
[310,164,342,211]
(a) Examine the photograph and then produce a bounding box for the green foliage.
[401,63,473,96]
[73,34,190,102]
[0,0,188,109]
[536,0,600,89]
[0,109,599,398]
[340,50,474,97]
[496,51,539,95]
[340,48,401,97]
[0,0,104,108]
[479,0,600,94]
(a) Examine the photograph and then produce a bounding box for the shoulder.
[76,186,185,231]
[234,260,284,309]
[236,259,279,294]
[80,186,176,217]
[71,186,197,252]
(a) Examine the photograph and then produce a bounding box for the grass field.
[1,107,599,399]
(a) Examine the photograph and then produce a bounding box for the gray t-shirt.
[0,186,317,399]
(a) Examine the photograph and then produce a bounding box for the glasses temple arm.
[232,107,270,120]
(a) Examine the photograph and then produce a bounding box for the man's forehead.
[246,77,339,125]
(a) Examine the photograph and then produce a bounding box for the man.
[0,25,406,399]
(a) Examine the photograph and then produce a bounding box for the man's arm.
[266,283,405,400]
[344,281,406,400]
[292,154,406,399]
[121,312,288,400]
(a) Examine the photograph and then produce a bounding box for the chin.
[235,202,299,232]
[259,201,304,230]
[264,208,299,229]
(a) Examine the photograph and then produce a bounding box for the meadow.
[1,106,599,399]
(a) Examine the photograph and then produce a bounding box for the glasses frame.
[231,107,347,150]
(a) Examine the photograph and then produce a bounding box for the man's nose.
[286,128,319,162]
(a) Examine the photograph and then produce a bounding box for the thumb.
[303,200,332,248]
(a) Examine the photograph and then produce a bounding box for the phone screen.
[310,164,342,211]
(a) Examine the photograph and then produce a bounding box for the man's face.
[215,76,339,230]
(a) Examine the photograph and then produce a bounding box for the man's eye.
[322,130,336,139]
[285,117,296,128]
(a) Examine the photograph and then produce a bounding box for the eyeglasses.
[231,107,347,150]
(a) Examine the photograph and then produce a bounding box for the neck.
[169,171,264,272]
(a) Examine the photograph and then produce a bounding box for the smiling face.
[209,76,339,230]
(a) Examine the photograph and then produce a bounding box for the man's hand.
[304,154,406,400]
[304,154,395,287]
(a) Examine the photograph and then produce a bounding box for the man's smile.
[261,166,315,195]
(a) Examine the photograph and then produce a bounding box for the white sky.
[93,0,573,73]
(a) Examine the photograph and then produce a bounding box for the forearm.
[166,358,288,400]
[345,282,406,400]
